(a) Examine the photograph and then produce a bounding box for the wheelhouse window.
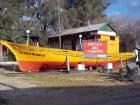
[95,35,101,41]
[110,36,115,41]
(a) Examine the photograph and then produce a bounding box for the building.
[48,23,119,54]
[0,44,16,61]
[0,45,8,61]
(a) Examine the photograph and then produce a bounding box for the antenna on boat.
[26,29,30,46]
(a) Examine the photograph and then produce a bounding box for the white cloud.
[113,11,121,15]
[129,0,140,7]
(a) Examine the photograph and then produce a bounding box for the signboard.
[83,41,107,58]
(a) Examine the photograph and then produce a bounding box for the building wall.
[49,37,60,48]
[49,35,78,50]
[63,38,72,50]
[101,35,119,54]
[48,33,119,54]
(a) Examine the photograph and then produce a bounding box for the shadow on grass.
[98,72,121,80]
[107,72,121,79]
[0,97,8,105]
[0,81,140,105]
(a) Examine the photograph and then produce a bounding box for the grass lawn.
[2,71,123,87]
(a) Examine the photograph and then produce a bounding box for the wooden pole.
[120,57,123,69]
[57,0,62,49]
[66,55,70,71]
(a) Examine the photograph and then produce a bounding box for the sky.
[106,0,140,20]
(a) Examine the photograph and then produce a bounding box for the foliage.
[63,0,110,28]
[40,0,110,31]
[0,0,25,42]
[0,0,110,45]
[108,18,140,52]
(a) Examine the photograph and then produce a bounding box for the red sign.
[83,41,107,57]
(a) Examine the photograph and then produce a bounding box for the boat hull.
[18,60,122,72]
[0,40,134,72]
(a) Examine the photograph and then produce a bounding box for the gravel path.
[0,75,36,96]
[0,75,36,88]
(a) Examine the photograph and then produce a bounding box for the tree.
[0,0,45,44]
[62,0,110,28]
[0,0,110,45]
[39,0,110,31]
[0,0,20,41]
[108,17,140,52]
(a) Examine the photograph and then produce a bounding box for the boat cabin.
[48,23,119,54]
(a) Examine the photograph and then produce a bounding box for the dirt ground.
[0,71,140,105]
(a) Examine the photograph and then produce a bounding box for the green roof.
[48,23,117,38]
[99,23,116,32]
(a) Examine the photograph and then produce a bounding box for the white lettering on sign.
[83,41,107,57]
